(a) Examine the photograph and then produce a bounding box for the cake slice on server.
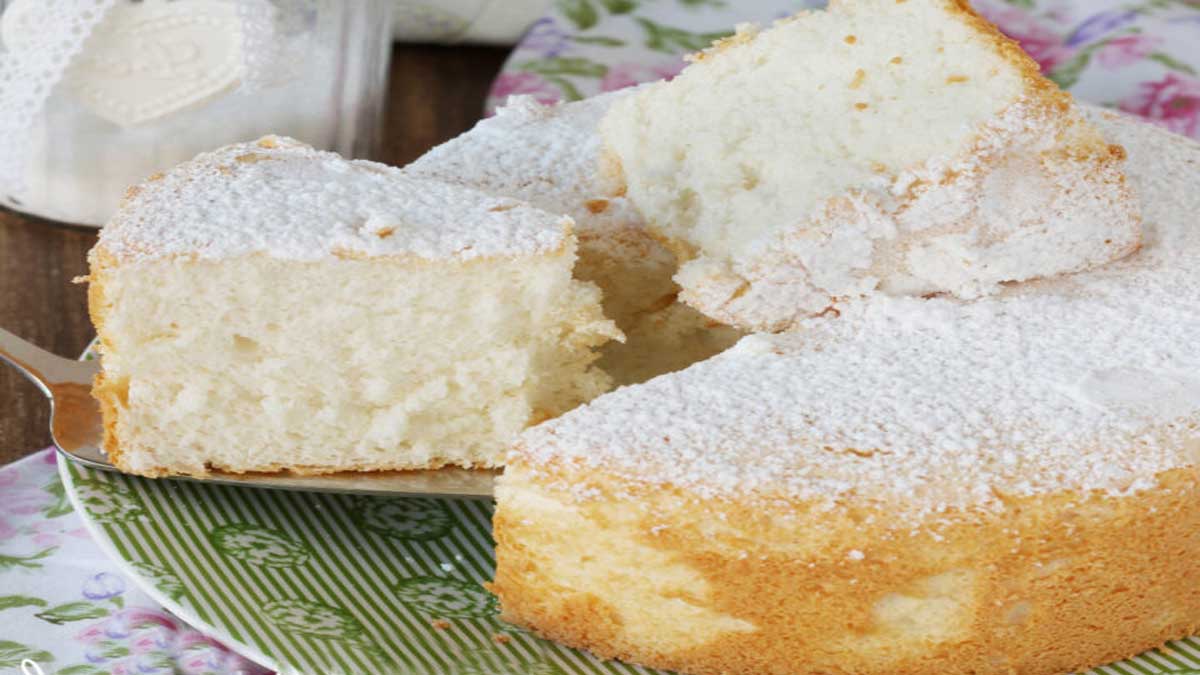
[86,137,620,477]
[407,92,742,386]
[600,0,1141,332]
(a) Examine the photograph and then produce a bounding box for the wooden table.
[0,44,510,465]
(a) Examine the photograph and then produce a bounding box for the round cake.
[492,110,1200,675]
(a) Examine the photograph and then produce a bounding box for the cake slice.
[86,136,620,477]
[408,93,742,386]
[600,0,1141,331]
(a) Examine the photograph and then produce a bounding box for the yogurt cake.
[87,137,620,477]
[600,0,1142,331]
[408,92,742,386]
[492,111,1200,674]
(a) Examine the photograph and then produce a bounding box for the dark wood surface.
[0,43,510,465]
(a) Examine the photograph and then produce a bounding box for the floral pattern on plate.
[488,0,1200,141]
[0,449,269,675]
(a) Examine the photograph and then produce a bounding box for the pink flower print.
[117,606,179,632]
[974,3,1073,73]
[29,519,91,547]
[130,626,173,653]
[1097,34,1162,69]
[490,71,561,106]
[0,517,17,540]
[75,622,108,642]
[600,60,686,92]
[68,608,269,675]
[4,485,52,516]
[1120,73,1200,138]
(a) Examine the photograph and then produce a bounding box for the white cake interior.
[601,0,1025,259]
[601,0,1139,332]
[95,251,615,475]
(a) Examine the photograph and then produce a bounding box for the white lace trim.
[0,0,313,195]
[0,0,119,192]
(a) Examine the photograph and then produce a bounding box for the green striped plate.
[58,459,663,674]
[58,336,1200,675]
[59,458,1200,675]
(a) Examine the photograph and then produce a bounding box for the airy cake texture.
[600,0,1141,331]
[407,93,742,385]
[87,137,620,477]
[493,111,1200,675]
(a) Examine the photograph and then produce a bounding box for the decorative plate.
[60,458,666,675]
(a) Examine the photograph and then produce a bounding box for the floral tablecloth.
[486,0,1200,140]
[0,449,269,675]
[3,1,1198,674]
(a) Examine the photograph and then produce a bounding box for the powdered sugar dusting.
[673,98,1141,332]
[406,91,645,238]
[518,111,1200,518]
[98,136,568,263]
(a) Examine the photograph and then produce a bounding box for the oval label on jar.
[63,0,246,126]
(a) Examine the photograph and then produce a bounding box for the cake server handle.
[0,327,98,392]
[0,327,108,466]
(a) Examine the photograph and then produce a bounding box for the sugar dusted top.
[406,91,645,237]
[517,111,1200,518]
[97,136,569,263]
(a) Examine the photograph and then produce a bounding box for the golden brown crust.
[493,460,1200,675]
[85,245,125,469]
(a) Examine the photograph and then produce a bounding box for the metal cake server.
[0,327,495,498]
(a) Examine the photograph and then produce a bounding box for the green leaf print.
[1001,0,1034,7]
[35,601,110,624]
[42,479,73,518]
[0,547,55,571]
[518,57,608,78]
[393,576,499,619]
[209,523,312,567]
[598,0,637,13]
[351,497,455,541]
[261,599,365,640]
[557,0,598,30]
[0,595,48,611]
[677,0,726,7]
[1148,51,1198,75]
[98,641,130,659]
[130,561,187,602]
[1048,47,1094,89]
[515,57,609,103]
[635,17,733,54]
[573,35,626,46]
[57,665,107,675]
[0,640,53,668]
[73,479,145,523]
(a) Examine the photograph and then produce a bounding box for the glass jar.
[0,0,393,227]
